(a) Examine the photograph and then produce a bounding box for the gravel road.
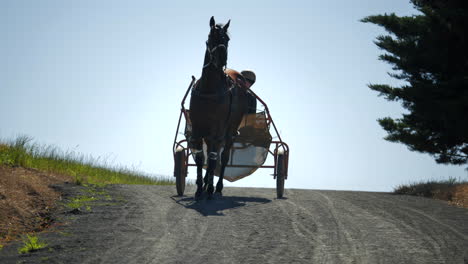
[1,184,467,263]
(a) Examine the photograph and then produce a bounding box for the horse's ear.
[223,20,230,31]
[210,16,215,28]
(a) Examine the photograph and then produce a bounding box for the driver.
[241,70,257,114]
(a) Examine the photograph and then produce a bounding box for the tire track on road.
[5,186,467,264]
[316,191,467,263]
[285,190,367,264]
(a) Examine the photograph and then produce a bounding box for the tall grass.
[0,135,174,186]
[394,177,468,199]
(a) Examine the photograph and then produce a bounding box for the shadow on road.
[172,195,272,216]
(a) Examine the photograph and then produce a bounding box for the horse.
[188,16,249,199]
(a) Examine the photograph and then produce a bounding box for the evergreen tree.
[361,0,468,166]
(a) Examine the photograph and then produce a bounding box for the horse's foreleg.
[216,139,233,196]
[205,152,217,198]
[204,143,219,199]
[190,137,205,199]
[194,149,204,199]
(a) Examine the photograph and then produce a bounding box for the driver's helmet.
[241,70,256,85]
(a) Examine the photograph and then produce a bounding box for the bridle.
[203,41,228,69]
[194,26,232,98]
[193,40,234,99]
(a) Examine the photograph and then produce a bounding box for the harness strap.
[191,76,235,99]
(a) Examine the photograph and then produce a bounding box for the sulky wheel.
[276,153,285,198]
[174,148,187,196]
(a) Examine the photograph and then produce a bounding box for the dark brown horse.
[189,17,249,199]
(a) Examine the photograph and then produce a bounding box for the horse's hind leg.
[216,138,233,196]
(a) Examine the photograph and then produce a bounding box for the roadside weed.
[18,234,47,254]
[66,195,97,209]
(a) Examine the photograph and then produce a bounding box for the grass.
[18,234,47,254]
[394,177,466,196]
[63,183,125,211]
[66,195,98,209]
[394,177,468,206]
[64,186,119,211]
[0,135,174,186]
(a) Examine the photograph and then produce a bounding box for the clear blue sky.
[2,0,466,192]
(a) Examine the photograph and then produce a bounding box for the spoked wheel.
[276,153,285,198]
[174,148,187,196]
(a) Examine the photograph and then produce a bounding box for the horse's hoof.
[214,191,223,198]
[195,190,203,200]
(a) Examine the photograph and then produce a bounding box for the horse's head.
[205,16,230,69]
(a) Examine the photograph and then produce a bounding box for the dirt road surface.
[1,184,467,263]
